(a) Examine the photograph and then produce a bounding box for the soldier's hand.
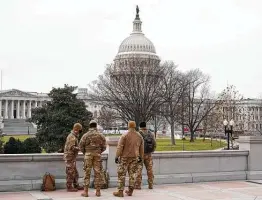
[137,156,142,163]
[75,147,80,151]
[115,157,119,164]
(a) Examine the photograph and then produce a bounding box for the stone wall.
[0,136,261,192]
[0,153,108,191]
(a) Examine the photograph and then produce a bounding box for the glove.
[74,147,80,151]
[115,157,119,164]
[137,156,142,163]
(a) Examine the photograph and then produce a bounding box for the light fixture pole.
[223,119,234,150]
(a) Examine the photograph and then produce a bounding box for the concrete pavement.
[1,181,262,200]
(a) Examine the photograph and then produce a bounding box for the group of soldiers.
[63,119,156,197]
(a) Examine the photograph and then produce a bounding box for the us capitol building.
[0,7,262,135]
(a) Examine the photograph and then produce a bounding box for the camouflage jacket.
[63,131,79,161]
[79,128,107,157]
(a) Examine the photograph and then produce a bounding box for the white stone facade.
[0,89,50,119]
[0,88,102,120]
[76,88,101,119]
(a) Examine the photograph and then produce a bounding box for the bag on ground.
[41,172,56,191]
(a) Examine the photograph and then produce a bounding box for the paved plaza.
[1,181,262,200]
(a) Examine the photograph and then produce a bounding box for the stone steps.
[3,119,37,135]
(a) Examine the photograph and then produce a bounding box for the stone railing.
[0,136,261,192]
[0,153,108,191]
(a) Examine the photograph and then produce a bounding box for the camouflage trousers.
[65,160,79,188]
[83,154,102,188]
[117,157,138,190]
[90,161,108,189]
[135,154,154,187]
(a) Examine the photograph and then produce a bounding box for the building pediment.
[0,89,38,98]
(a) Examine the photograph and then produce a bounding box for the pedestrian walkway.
[1,181,262,200]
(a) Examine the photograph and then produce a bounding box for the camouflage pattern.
[117,157,138,190]
[63,132,80,188]
[91,160,109,189]
[83,154,102,188]
[79,128,106,156]
[135,128,156,188]
[135,154,154,187]
[79,128,107,188]
[65,160,80,188]
[64,132,79,161]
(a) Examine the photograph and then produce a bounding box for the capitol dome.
[114,6,160,60]
[118,33,156,54]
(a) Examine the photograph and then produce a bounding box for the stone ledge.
[237,136,262,144]
[152,150,249,159]
[0,179,80,192]
[0,153,108,162]
[109,171,246,187]
[246,171,262,180]
[0,171,247,192]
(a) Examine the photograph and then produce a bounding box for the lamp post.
[223,119,234,150]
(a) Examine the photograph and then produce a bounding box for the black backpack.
[140,131,154,153]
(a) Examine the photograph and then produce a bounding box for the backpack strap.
[139,130,145,139]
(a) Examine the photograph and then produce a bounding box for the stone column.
[106,137,120,177]
[11,100,14,119]
[17,100,20,119]
[4,100,8,119]
[35,101,38,108]
[0,100,2,117]
[39,101,43,107]
[23,101,26,119]
[28,100,31,118]
[238,136,262,180]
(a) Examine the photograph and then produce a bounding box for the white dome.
[116,8,158,57]
[118,34,156,54]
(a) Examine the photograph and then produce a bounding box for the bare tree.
[202,101,223,142]
[178,69,225,142]
[97,106,119,131]
[150,115,167,138]
[160,61,186,145]
[221,85,245,132]
[89,57,165,127]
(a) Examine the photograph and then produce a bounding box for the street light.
[223,119,234,150]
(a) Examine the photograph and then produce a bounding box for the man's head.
[139,122,147,129]
[128,121,136,130]
[73,123,82,134]
[89,120,97,128]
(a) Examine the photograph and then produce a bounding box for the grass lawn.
[2,135,34,143]
[105,134,226,151]
[1,134,226,152]
[156,138,226,151]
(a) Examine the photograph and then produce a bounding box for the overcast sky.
[0,0,261,98]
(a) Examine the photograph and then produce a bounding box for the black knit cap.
[139,122,146,128]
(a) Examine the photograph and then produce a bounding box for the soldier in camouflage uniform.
[63,123,84,192]
[79,120,107,197]
[113,121,144,197]
[135,122,156,189]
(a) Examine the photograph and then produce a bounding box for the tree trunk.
[170,123,176,145]
[190,130,194,142]
[202,129,206,141]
